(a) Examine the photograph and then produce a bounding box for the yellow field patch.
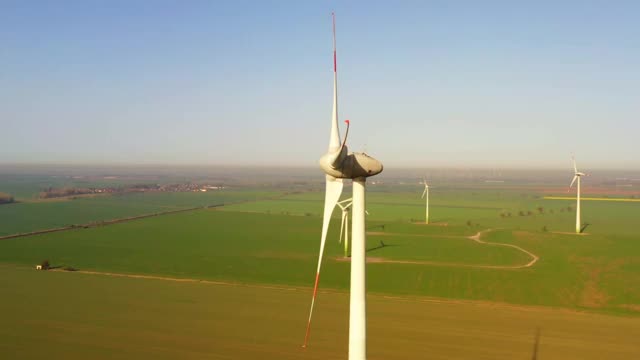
[543,196,640,202]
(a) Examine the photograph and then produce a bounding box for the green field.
[0,190,280,236]
[1,187,639,313]
[1,184,639,358]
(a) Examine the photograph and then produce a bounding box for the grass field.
[1,197,638,314]
[1,184,639,358]
[1,266,638,360]
[0,190,281,236]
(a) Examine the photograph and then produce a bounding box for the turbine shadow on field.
[531,327,541,360]
[580,223,591,233]
[366,241,397,253]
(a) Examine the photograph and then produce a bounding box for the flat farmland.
[1,205,638,313]
[0,190,280,236]
[0,266,638,360]
[1,185,639,360]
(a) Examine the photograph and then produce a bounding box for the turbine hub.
[319,152,383,179]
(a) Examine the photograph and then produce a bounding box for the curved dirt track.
[339,229,539,270]
[466,229,539,268]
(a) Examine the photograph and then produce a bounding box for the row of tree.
[38,187,94,199]
[500,206,573,218]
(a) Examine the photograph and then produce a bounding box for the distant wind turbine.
[337,198,352,258]
[421,178,429,224]
[303,13,383,360]
[568,155,586,233]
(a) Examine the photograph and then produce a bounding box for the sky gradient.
[1,1,638,169]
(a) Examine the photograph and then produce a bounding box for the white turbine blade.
[328,12,341,152]
[572,155,578,174]
[316,175,343,275]
[421,187,427,199]
[304,174,343,347]
[568,175,578,191]
[326,120,350,169]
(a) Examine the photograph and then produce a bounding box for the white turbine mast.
[303,13,383,360]
[568,155,586,234]
[421,177,429,224]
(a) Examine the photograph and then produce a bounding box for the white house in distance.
[35,265,42,270]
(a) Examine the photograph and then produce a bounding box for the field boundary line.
[34,266,621,317]
[0,206,215,241]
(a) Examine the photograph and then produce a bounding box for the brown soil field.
[1,266,638,360]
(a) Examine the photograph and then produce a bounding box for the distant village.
[38,183,227,199]
[0,192,15,204]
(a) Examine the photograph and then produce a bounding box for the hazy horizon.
[2,1,638,168]
[3,162,640,178]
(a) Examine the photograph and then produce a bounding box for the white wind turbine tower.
[568,155,586,233]
[421,178,429,224]
[303,13,383,360]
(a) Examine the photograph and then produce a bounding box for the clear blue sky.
[1,1,638,169]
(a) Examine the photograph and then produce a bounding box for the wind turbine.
[337,198,352,258]
[568,155,586,233]
[303,13,383,360]
[421,178,429,224]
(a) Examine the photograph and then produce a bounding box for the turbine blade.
[328,12,341,151]
[421,187,427,199]
[572,155,578,174]
[326,120,350,169]
[569,175,578,189]
[304,175,343,347]
[568,175,578,192]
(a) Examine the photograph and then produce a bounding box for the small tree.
[40,260,50,270]
[466,220,472,227]
[537,207,544,214]
[542,226,548,232]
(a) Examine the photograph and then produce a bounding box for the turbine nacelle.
[319,151,383,179]
[319,119,383,179]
